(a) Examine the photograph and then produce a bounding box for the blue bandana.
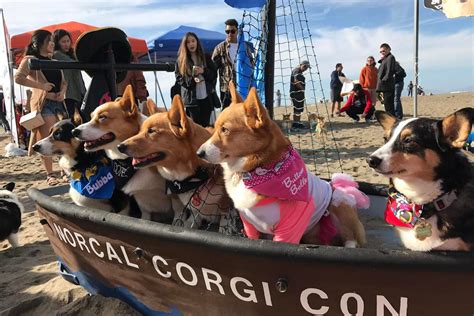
[70,159,115,199]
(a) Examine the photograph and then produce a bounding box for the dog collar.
[385,185,457,228]
[112,158,137,190]
[165,167,210,195]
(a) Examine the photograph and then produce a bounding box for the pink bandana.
[242,146,309,202]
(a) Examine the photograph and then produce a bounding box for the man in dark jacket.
[330,63,345,117]
[376,43,397,116]
[394,62,406,119]
[290,60,310,129]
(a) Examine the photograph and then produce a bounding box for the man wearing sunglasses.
[212,19,254,109]
[376,43,397,116]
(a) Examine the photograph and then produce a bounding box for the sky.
[1,0,473,107]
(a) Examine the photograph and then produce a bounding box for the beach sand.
[0,92,472,315]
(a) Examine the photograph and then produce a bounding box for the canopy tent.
[146,25,225,63]
[10,21,148,66]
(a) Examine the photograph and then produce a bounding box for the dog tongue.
[132,158,141,166]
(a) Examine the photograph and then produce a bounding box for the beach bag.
[19,110,44,131]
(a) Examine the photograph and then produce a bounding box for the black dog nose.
[71,128,81,138]
[117,143,128,154]
[196,149,206,158]
[32,144,40,152]
[366,156,382,168]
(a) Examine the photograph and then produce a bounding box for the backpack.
[395,63,406,82]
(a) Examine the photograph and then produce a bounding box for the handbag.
[19,110,45,131]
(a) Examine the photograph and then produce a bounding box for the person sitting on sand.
[339,84,375,123]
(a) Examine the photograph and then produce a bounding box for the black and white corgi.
[33,119,131,214]
[0,183,23,248]
[367,108,474,251]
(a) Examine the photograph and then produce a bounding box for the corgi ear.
[4,182,15,192]
[55,111,66,121]
[72,107,83,127]
[145,99,161,116]
[119,85,138,117]
[375,110,397,134]
[168,95,190,138]
[243,87,267,129]
[439,107,473,149]
[229,81,243,104]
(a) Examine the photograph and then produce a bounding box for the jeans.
[394,81,404,119]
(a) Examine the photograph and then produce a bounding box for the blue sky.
[3,0,473,106]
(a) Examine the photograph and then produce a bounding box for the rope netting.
[172,0,345,233]
[238,0,344,179]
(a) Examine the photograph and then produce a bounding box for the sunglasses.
[225,29,237,34]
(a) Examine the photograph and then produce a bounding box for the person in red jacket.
[339,84,375,123]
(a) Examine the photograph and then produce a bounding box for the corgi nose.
[196,149,206,159]
[117,143,128,154]
[367,156,382,168]
[71,128,81,138]
[32,144,40,152]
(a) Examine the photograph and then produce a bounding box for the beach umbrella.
[10,21,148,66]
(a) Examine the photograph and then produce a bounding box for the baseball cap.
[300,60,311,68]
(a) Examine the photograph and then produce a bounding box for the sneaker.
[353,118,360,123]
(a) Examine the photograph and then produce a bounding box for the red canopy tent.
[10,21,148,66]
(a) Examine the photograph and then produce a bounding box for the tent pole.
[413,0,419,118]
[264,0,276,119]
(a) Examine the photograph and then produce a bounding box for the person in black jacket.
[376,43,397,116]
[330,63,345,117]
[175,32,217,127]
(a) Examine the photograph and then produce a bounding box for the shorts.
[330,88,343,102]
[290,92,305,114]
[41,100,67,117]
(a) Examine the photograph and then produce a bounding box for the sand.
[0,92,472,315]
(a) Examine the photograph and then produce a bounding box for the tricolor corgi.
[117,95,232,229]
[71,85,175,221]
[368,108,474,251]
[33,118,130,213]
[197,82,367,246]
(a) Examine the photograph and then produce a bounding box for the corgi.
[71,85,175,221]
[117,95,232,229]
[367,108,474,251]
[0,183,23,248]
[32,118,131,213]
[308,113,327,140]
[197,82,367,246]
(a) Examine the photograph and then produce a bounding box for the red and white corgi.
[197,82,367,246]
[117,95,232,229]
[72,85,175,221]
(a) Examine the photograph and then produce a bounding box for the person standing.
[53,29,86,119]
[376,43,397,116]
[116,55,149,113]
[339,84,375,123]
[212,19,253,109]
[290,60,310,129]
[0,87,11,133]
[359,56,378,109]
[407,81,413,97]
[330,63,345,117]
[276,89,281,107]
[393,62,406,119]
[175,32,217,127]
[15,30,67,185]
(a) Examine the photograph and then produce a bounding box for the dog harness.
[240,146,333,244]
[112,158,137,190]
[70,157,115,199]
[385,184,458,228]
[165,167,210,195]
